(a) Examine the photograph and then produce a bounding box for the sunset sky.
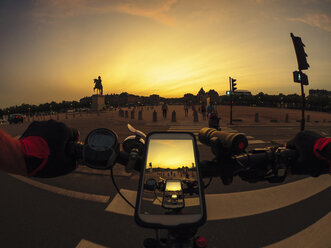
[0,0,330,108]
[147,139,195,169]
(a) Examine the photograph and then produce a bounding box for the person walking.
[162,102,168,118]
[201,102,207,120]
[184,103,188,117]
[207,102,215,118]
[192,104,197,113]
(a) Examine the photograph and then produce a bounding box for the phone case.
[134,131,207,229]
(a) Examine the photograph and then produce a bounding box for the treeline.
[0,100,91,118]
[0,92,330,118]
[219,93,330,112]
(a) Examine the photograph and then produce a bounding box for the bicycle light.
[198,128,248,155]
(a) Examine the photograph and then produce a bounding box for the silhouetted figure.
[207,102,219,129]
[192,104,197,114]
[184,103,188,117]
[201,102,206,120]
[93,76,103,95]
[162,102,168,118]
[207,102,215,117]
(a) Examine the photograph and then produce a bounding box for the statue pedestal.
[91,94,105,111]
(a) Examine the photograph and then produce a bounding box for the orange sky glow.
[0,0,330,108]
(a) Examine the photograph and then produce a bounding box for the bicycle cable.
[110,165,135,209]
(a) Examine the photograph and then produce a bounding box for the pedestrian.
[184,103,188,117]
[207,102,215,118]
[192,104,197,115]
[162,102,168,118]
[201,102,207,120]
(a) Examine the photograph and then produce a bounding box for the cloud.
[32,0,178,26]
[110,0,177,26]
[288,13,331,32]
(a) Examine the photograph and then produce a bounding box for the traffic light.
[293,71,309,85]
[231,78,237,92]
[291,33,309,70]
[226,91,231,95]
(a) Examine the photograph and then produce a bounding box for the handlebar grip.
[235,150,275,169]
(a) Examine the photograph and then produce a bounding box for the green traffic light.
[298,73,301,81]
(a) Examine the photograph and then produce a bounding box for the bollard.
[138,110,143,120]
[254,113,259,123]
[285,114,289,123]
[125,110,128,118]
[193,110,198,122]
[171,110,176,122]
[307,115,310,122]
[153,110,157,122]
[131,110,135,119]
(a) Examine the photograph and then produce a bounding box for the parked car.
[8,114,24,124]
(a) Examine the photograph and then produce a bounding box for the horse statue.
[93,76,103,95]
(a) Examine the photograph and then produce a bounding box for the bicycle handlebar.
[69,140,297,184]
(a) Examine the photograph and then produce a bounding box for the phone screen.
[136,133,204,227]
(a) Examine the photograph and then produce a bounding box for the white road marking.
[265,212,331,248]
[75,239,109,248]
[104,175,331,220]
[105,189,135,216]
[206,175,330,220]
[10,174,110,203]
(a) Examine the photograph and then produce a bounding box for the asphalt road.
[0,118,330,248]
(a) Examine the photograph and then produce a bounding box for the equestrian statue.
[93,76,103,95]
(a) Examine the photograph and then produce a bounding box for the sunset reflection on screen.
[146,139,195,169]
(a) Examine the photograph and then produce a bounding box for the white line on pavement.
[105,189,135,216]
[10,174,110,203]
[265,212,331,248]
[75,239,109,248]
[104,175,331,220]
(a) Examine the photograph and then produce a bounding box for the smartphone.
[162,179,185,210]
[135,132,206,228]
